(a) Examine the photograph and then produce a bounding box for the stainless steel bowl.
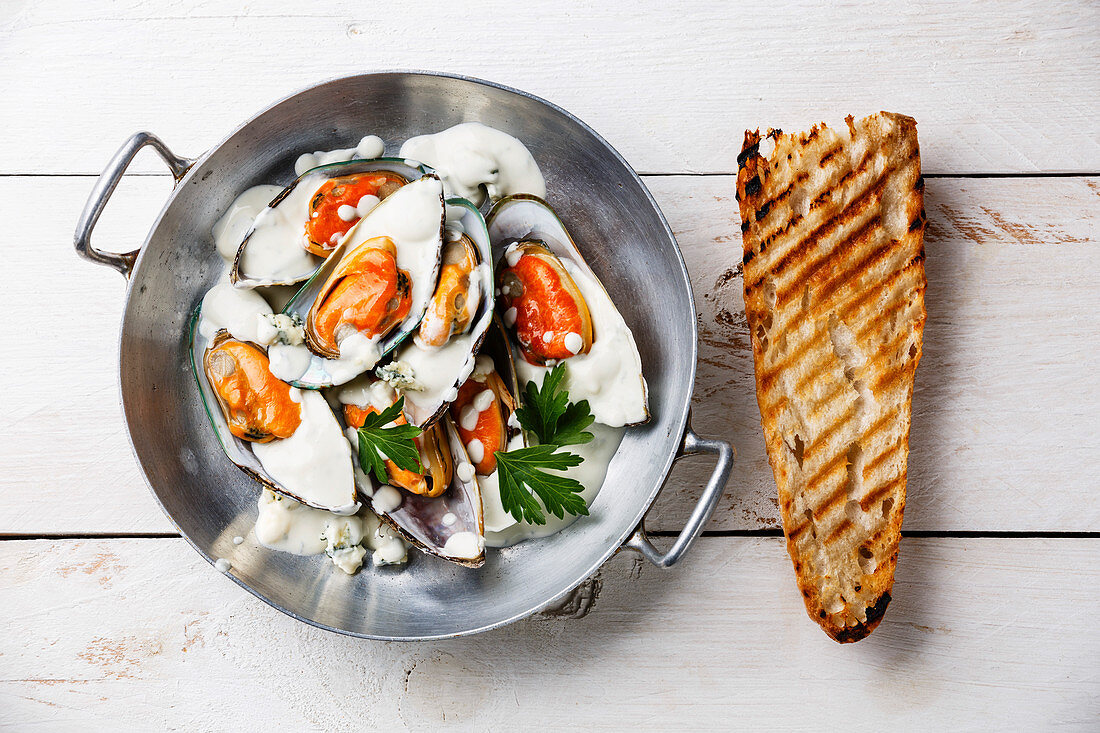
[75,72,733,640]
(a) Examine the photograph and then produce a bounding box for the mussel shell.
[349,414,486,568]
[275,174,446,389]
[187,308,359,514]
[485,194,650,425]
[230,158,432,289]
[396,196,495,428]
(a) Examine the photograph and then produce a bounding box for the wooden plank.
[1,537,1097,729]
[650,174,1100,532]
[2,175,1097,535]
[0,174,175,534]
[1,0,1098,175]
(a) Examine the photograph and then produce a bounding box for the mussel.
[450,372,511,475]
[203,335,302,442]
[230,158,430,289]
[497,240,593,366]
[416,235,480,348]
[188,312,359,514]
[337,376,485,567]
[343,401,452,498]
[269,175,446,389]
[305,236,412,358]
[486,194,650,427]
[448,320,523,476]
[446,318,530,541]
[303,170,407,257]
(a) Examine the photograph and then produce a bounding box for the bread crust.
[736,113,926,643]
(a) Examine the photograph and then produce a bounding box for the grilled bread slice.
[736,112,926,643]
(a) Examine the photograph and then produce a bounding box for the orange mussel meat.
[203,337,301,442]
[345,400,452,497]
[498,242,593,366]
[449,371,512,475]
[307,237,412,358]
[417,236,479,348]
[304,172,406,257]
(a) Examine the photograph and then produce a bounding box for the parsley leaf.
[514,364,594,446]
[356,396,423,486]
[554,399,595,447]
[495,445,588,525]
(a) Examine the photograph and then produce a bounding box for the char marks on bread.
[736,112,926,643]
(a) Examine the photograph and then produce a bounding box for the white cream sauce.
[336,374,396,411]
[394,330,477,424]
[256,489,360,555]
[371,484,403,514]
[236,175,324,284]
[466,439,485,464]
[267,331,382,386]
[251,389,359,514]
[512,257,648,427]
[265,341,314,380]
[484,424,624,546]
[456,461,475,483]
[363,512,409,566]
[294,134,386,177]
[213,185,283,262]
[399,122,545,206]
[198,277,272,343]
[255,489,407,573]
[442,530,483,559]
[255,313,305,347]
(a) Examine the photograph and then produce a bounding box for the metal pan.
[75,72,733,640]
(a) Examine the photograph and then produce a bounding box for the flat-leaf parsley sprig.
[356,396,423,486]
[496,364,594,525]
[514,364,595,447]
[495,446,586,524]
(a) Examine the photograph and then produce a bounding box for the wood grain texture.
[2,0,1098,175]
[2,537,1097,729]
[3,175,1098,534]
[649,174,1100,532]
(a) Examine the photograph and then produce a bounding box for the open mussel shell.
[187,309,359,514]
[352,415,486,568]
[394,197,495,428]
[230,158,432,289]
[485,194,650,426]
[276,174,446,389]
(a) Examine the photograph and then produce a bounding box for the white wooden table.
[3,1,1098,729]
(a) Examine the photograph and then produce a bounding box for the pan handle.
[622,415,733,568]
[74,131,194,278]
